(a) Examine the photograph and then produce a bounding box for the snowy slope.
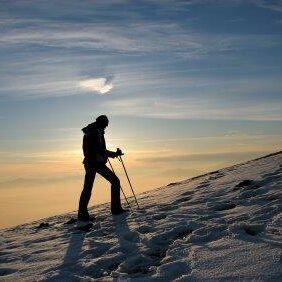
[0,152,281,281]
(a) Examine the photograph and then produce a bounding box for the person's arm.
[105,148,124,158]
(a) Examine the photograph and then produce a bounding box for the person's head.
[96,115,109,129]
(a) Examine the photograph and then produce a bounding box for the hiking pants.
[78,163,122,214]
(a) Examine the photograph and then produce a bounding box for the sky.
[0,0,282,228]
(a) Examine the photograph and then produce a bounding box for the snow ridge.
[0,152,281,281]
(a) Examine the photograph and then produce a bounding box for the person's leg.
[78,164,96,218]
[96,164,124,214]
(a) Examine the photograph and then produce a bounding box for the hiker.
[78,115,127,221]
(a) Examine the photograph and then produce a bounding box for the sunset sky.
[1,0,282,227]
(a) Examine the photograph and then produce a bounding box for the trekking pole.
[107,158,131,209]
[118,155,140,208]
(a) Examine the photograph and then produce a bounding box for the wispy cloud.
[101,95,282,121]
[136,150,270,163]
[252,0,282,12]
[78,77,113,94]
[0,21,196,54]
[1,11,280,56]
[169,0,282,13]
[0,150,82,164]
[0,0,281,102]
[166,0,282,12]
[0,174,81,189]
[133,134,282,144]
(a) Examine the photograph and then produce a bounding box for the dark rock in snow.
[37,222,49,229]
[233,179,255,191]
[236,179,255,187]
[167,182,178,187]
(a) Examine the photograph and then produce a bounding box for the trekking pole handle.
[116,148,124,156]
[116,148,124,160]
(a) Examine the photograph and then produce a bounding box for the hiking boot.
[78,211,95,221]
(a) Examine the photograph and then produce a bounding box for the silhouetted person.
[78,115,127,221]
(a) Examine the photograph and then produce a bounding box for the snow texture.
[0,152,282,281]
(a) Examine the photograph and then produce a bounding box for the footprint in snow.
[143,225,193,269]
[212,202,237,211]
[234,179,255,189]
[136,225,153,234]
[265,193,281,201]
[229,223,265,237]
[261,165,282,179]
[0,268,17,276]
[31,249,49,255]
[146,249,167,260]
[244,225,264,236]
[197,181,210,189]
[152,214,167,220]
[133,208,148,215]
[180,191,194,197]
[171,196,192,205]
[2,244,19,250]
[159,204,178,212]
[263,174,281,183]
[263,172,279,178]
[239,186,267,199]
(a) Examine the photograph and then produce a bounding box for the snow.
[0,152,282,281]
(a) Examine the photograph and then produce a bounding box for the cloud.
[136,150,270,163]
[0,21,200,54]
[133,134,282,144]
[1,12,279,58]
[78,78,113,94]
[101,95,282,121]
[0,0,281,104]
[0,175,81,189]
[252,0,282,12]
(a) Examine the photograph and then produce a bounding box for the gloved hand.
[115,148,124,157]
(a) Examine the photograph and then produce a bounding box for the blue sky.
[0,1,282,226]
